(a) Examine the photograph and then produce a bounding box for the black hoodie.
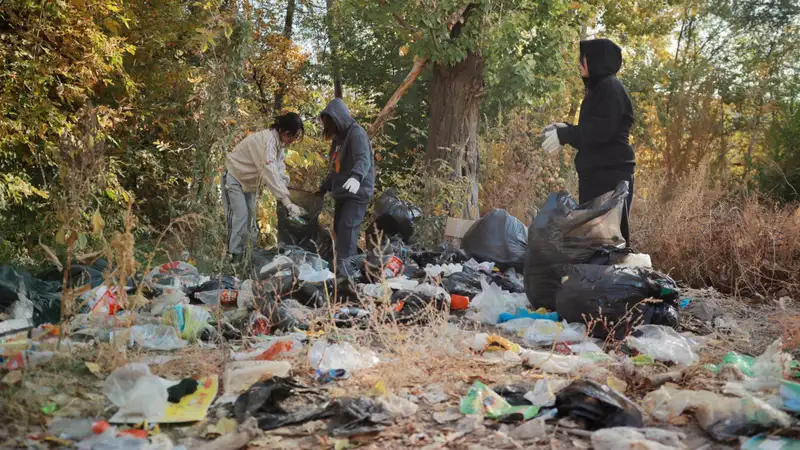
[557,39,635,174]
[319,99,375,202]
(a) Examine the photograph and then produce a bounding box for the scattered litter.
[308,341,379,373]
[642,386,792,441]
[498,308,559,324]
[523,320,586,346]
[591,427,684,450]
[524,378,570,407]
[626,325,700,365]
[742,435,800,450]
[424,263,463,278]
[327,397,393,437]
[145,261,209,293]
[469,279,529,324]
[218,360,292,405]
[433,407,462,424]
[234,377,329,431]
[509,418,547,441]
[555,379,644,429]
[459,381,539,421]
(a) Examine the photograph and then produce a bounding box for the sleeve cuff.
[351,173,363,182]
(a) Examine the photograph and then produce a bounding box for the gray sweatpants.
[334,199,368,264]
[222,172,257,255]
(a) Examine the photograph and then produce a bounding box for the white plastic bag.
[131,324,188,350]
[469,279,529,324]
[523,320,586,346]
[308,341,379,373]
[103,364,174,421]
[626,325,700,365]
[424,264,463,278]
[297,263,335,282]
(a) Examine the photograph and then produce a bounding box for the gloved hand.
[542,122,568,134]
[281,198,306,218]
[542,129,562,153]
[342,177,360,194]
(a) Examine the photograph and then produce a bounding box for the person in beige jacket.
[223,112,305,258]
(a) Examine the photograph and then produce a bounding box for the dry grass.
[633,164,800,299]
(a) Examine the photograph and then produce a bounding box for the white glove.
[281,198,306,218]
[342,177,360,194]
[542,129,562,153]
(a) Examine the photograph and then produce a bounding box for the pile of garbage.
[1,183,798,449]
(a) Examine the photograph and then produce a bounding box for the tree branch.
[367,4,471,138]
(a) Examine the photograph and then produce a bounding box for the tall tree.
[274,0,297,111]
[347,0,594,217]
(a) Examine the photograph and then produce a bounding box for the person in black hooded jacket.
[318,98,376,265]
[542,38,635,246]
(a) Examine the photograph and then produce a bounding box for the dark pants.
[333,199,368,264]
[578,170,634,246]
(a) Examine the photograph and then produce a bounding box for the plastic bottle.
[334,307,370,324]
[3,350,54,370]
[48,418,110,440]
[249,311,270,336]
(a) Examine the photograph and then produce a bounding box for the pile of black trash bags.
[524,181,681,338]
[264,183,680,338]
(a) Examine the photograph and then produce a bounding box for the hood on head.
[321,98,355,136]
[579,38,622,81]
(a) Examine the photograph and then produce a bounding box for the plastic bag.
[642,387,792,441]
[469,279,530,324]
[162,304,211,341]
[462,209,527,271]
[441,270,483,298]
[297,263,335,283]
[555,379,644,429]
[308,341,379,373]
[525,181,629,310]
[626,325,700,365]
[369,188,422,245]
[556,264,681,339]
[103,364,172,422]
[424,264,463,278]
[145,261,209,294]
[112,324,188,351]
[0,266,61,326]
[523,320,587,346]
[277,189,332,262]
[459,381,539,421]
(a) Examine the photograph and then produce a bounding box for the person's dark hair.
[321,113,337,140]
[271,112,304,140]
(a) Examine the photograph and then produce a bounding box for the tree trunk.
[426,52,484,219]
[325,0,343,98]
[273,0,296,111]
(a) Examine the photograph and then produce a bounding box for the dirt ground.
[1,287,798,449]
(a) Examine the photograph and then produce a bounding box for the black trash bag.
[292,279,335,308]
[492,383,538,407]
[369,188,422,246]
[462,209,527,272]
[327,397,393,437]
[525,181,629,310]
[489,272,525,294]
[441,271,483,298]
[335,277,360,303]
[556,264,681,340]
[255,272,298,298]
[0,266,61,326]
[234,377,331,430]
[390,290,448,324]
[555,379,644,430]
[339,254,367,283]
[38,261,105,290]
[411,246,468,267]
[187,276,238,300]
[277,189,333,262]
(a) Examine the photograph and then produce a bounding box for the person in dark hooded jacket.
[542,38,635,246]
[318,99,376,264]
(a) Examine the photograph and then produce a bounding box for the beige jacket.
[225,129,290,200]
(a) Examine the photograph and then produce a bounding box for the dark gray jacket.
[319,99,375,202]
